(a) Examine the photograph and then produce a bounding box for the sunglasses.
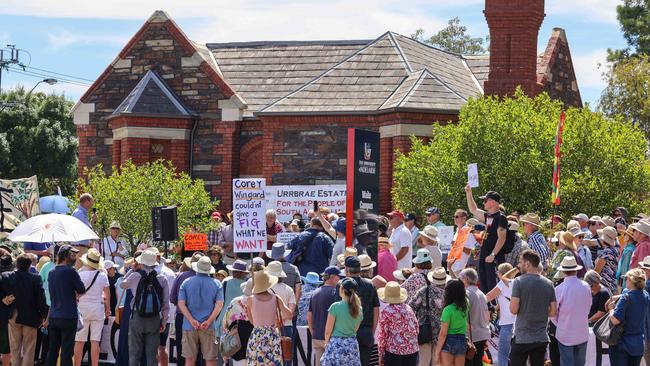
[454,215,466,219]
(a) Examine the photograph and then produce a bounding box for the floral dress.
[222,295,253,363]
[402,270,429,304]
[408,284,445,345]
[598,246,620,295]
[296,282,318,326]
[376,303,420,358]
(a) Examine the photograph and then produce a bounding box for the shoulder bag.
[466,305,477,360]
[114,287,126,326]
[77,271,100,331]
[275,295,293,361]
[220,320,242,358]
[594,295,629,346]
[418,276,433,345]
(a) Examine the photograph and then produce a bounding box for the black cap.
[341,277,358,292]
[425,207,440,215]
[344,256,361,269]
[479,191,501,202]
[405,213,417,221]
[0,255,13,272]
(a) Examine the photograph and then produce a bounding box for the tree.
[392,88,650,223]
[0,87,77,195]
[75,160,218,253]
[412,17,487,55]
[599,55,650,139]
[608,0,650,61]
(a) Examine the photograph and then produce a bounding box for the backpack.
[484,212,516,254]
[133,270,163,318]
[286,230,318,266]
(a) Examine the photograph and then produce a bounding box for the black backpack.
[133,270,163,318]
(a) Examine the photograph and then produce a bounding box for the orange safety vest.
[449,226,471,262]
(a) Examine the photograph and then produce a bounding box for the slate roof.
[465,55,490,88]
[111,70,194,118]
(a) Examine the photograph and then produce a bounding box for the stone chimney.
[483,0,545,97]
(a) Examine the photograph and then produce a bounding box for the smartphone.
[313,200,319,212]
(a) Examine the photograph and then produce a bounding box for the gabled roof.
[110,70,193,118]
[381,70,466,111]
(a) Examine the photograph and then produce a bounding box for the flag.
[551,111,566,206]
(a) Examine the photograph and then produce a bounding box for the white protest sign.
[467,163,479,188]
[437,225,455,253]
[264,185,346,223]
[233,178,267,253]
[276,232,299,244]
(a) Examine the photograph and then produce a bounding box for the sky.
[0,0,626,108]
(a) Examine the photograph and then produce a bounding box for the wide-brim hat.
[427,267,450,285]
[301,272,323,285]
[519,213,541,227]
[109,221,122,230]
[266,242,291,260]
[639,255,650,270]
[136,249,159,267]
[557,256,583,272]
[634,220,650,237]
[183,252,203,269]
[393,269,406,282]
[252,271,278,294]
[265,261,287,278]
[81,248,104,270]
[377,281,408,304]
[559,231,576,251]
[597,226,618,246]
[602,216,616,228]
[568,226,586,237]
[590,216,605,225]
[227,259,249,273]
[419,226,438,242]
[337,247,358,266]
[240,279,253,296]
[372,275,387,289]
[413,248,433,264]
[358,254,376,270]
[192,256,216,275]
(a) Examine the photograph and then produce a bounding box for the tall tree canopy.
[412,17,487,55]
[393,89,650,222]
[608,0,650,61]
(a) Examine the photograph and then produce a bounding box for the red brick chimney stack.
[483,0,545,97]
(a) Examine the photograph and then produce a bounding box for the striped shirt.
[527,231,551,267]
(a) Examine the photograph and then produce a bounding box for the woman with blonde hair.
[320,278,363,366]
[608,268,650,366]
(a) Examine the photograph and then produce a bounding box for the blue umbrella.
[39,195,70,214]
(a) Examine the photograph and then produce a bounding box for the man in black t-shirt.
[465,185,508,293]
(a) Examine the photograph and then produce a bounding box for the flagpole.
[551,110,566,229]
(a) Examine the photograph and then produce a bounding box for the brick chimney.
[483,0,545,97]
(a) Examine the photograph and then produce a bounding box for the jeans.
[478,257,499,293]
[558,341,587,366]
[498,324,513,366]
[610,344,643,366]
[129,313,161,366]
[384,351,418,366]
[282,325,293,366]
[509,339,547,366]
[46,318,77,366]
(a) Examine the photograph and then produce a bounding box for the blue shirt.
[179,273,224,331]
[308,285,337,340]
[48,265,86,319]
[288,229,333,276]
[71,205,91,245]
[615,288,650,356]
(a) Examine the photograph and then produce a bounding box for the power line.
[25,65,94,83]
[7,67,91,87]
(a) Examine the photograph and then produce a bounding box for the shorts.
[0,323,8,354]
[75,318,104,342]
[160,323,170,346]
[442,334,467,356]
[181,329,217,360]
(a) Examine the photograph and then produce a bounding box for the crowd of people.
[2,188,650,366]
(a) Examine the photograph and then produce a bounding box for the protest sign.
[233,178,267,253]
[276,231,299,244]
[437,225,455,254]
[467,163,479,188]
[265,185,346,223]
[184,233,207,252]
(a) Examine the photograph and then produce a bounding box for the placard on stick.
[467,163,479,188]
[233,178,267,253]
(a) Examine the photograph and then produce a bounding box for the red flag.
[551,111,565,206]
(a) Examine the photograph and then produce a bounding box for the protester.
[0,255,14,366]
[485,263,517,366]
[218,212,238,263]
[404,213,420,253]
[215,259,248,344]
[630,220,650,269]
[74,249,110,366]
[584,270,610,324]
[99,221,127,267]
[447,209,477,277]
[170,252,203,365]
[434,279,468,366]
[330,219,347,266]
[377,237,397,282]
[287,218,333,276]
[358,254,376,279]
[416,226,442,268]
[207,211,224,246]
[585,216,606,264]
[458,268,490,366]
[208,245,228,274]
[71,193,97,252]
[265,209,285,252]
[178,256,224,366]
[376,281,419,365]
[572,213,590,234]
[149,247,176,366]
[505,221,529,268]
[388,210,413,270]
[267,242,301,304]
[567,221,593,271]
[120,249,170,366]
[320,277,363,366]
[639,257,650,365]
[508,250,557,366]
[548,231,577,281]
[608,268,650,366]
[552,256,591,366]
[307,266,342,366]
[408,267,447,366]
[266,261,296,366]
[401,248,432,303]
[116,256,137,366]
[46,245,85,366]
[297,272,322,326]
[520,213,550,268]
[465,185,508,293]
[246,270,292,366]
[221,279,254,366]
[425,207,445,228]
[595,226,620,294]
[617,224,637,290]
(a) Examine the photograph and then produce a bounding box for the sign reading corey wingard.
[232,178,267,253]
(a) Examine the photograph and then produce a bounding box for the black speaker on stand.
[152,206,178,258]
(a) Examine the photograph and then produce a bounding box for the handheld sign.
[233,178,267,253]
[437,226,455,254]
[184,233,208,252]
[276,232,299,244]
[467,163,479,188]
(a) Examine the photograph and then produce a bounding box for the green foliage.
[599,55,650,140]
[0,87,77,195]
[393,88,650,223]
[412,17,488,55]
[608,0,650,61]
[75,160,218,252]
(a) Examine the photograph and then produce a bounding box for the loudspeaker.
[151,206,178,241]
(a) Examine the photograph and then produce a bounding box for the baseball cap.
[344,256,361,269]
[425,207,440,215]
[572,213,589,221]
[341,277,358,292]
[405,213,417,221]
[322,266,345,277]
[387,210,405,219]
[211,211,222,220]
[335,218,347,233]
[479,191,501,202]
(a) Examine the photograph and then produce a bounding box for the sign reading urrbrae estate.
[265,185,346,222]
[233,178,267,253]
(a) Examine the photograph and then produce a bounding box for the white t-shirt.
[451,228,478,275]
[496,280,516,325]
[390,224,413,269]
[270,282,296,326]
[78,269,109,304]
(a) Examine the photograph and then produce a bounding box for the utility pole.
[0,45,26,94]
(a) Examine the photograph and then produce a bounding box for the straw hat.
[559,231,576,251]
[358,255,376,270]
[192,256,216,275]
[427,267,450,285]
[265,261,287,278]
[639,256,650,270]
[626,223,637,237]
[566,220,580,231]
[590,216,605,225]
[419,226,438,242]
[602,216,616,228]
[337,247,358,266]
[81,248,104,270]
[109,221,122,230]
[36,257,51,272]
[183,252,204,269]
[467,218,480,227]
[568,226,586,237]
[136,249,158,267]
[634,220,650,237]
[251,270,278,294]
[377,281,408,304]
[557,256,583,272]
[597,226,617,246]
[378,237,391,248]
[216,270,229,278]
[519,213,541,227]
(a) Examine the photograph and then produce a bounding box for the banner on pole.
[232,178,267,253]
[264,185,346,223]
[551,111,566,206]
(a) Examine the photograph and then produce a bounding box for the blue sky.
[0,0,626,107]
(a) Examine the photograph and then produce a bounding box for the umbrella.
[7,213,98,243]
[39,195,70,214]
